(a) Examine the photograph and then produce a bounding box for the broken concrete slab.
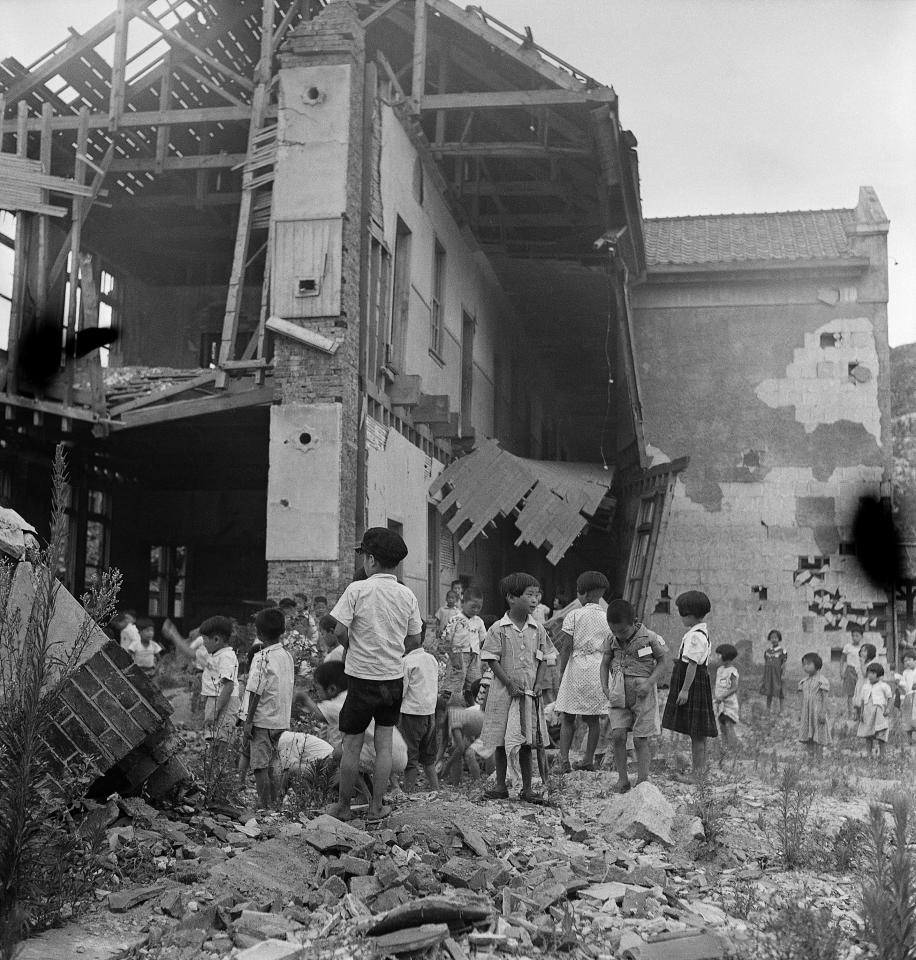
[598,781,676,846]
[437,857,489,891]
[454,823,487,857]
[17,925,148,960]
[236,910,304,941]
[108,883,168,912]
[370,922,450,956]
[620,930,726,960]
[236,942,307,960]
[367,894,492,935]
[302,814,374,853]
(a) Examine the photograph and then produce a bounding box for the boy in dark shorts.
[329,527,422,822]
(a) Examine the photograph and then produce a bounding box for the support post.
[411,0,427,108]
[216,0,274,386]
[155,52,172,173]
[64,108,90,407]
[79,253,107,412]
[109,0,129,128]
[6,101,31,397]
[434,44,448,145]
[37,102,53,316]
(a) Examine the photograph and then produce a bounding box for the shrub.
[772,763,817,868]
[0,447,121,955]
[285,757,337,814]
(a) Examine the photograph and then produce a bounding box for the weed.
[830,817,866,873]
[859,793,916,960]
[725,879,763,921]
[749,898,845,960]
[772,763,817,868]
[690,771,741,859]
[285,757,337,815]
[192,730,241,808]
[0,447,122,955]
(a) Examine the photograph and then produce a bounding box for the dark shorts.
[399,713,437,768]
[339,676,403,734]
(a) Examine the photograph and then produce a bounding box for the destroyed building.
[0,0,893,665]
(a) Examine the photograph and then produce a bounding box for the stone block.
[236,942,307,960]
[236,911,303,942]
[596,782,675,847]
[350,875,382,900]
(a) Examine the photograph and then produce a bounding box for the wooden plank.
[154,52,172,173]
[434,44,449,145]
[411,0,427,106]
[420,89,615,111]
[362,0,406,29]
[5,100,31,396]
[78,253,106,412]
[265,316,339,354]
[115,383,275,428]
[36,103,53,316]
[108,153,247,172]
[271,0,302,51]
[64,107,90,407]
[137,10,255,93]
[106,371,217,415]
[176,61,247,108]
[2,105,256,135]
[431,142,590,158]
[0,393,110,425]
[109,0,130,128]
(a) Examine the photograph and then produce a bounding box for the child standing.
[600,598,669,791]
[435,591,460,639]
[712,644,740,754]
[858,662,893,758]
[243,607,295,811]
[478,573,558,804]
[554,571,611,773]
[661,591,718,779]
[441,587,485,705]
[127,618,162,678]
[329,527,422,822]
[897,647,916,744]
[399,634,440,793]
[198,617,240,747]
[853,642,879,716]
[798,652,831,759]
[841,628,864,718]
[760,630,787,714]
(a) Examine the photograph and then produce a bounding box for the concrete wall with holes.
[632,251,892,668]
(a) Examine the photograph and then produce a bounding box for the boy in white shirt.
[400,632,440,793]
[119,610,141,652]
[128,618,162,678]
[329,527,422,822]
[441,587,484,703]
[243,608,295,811]
[194,616,240,747]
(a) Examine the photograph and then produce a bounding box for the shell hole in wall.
[299,432,312,446]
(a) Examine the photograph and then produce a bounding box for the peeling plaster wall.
[632,271,891,667]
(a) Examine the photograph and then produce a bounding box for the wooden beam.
[5,100,31,396]
[265,316,340,354]
[431,142,591,158]
[78,254,107,412]
[411,0,427,106]
[362,0,406,28]
[420,89,615,111]
[434,45,449,146]
[108,152,247,172]
[176,61,248,109]
[0,0,154,107]
[272,0,301,52]
[137,10,255,93]
[155,52,172,173]
[3,105,256,134]
[459,179,569,197]
[0,392,111,424]
[114,383,275,428]
[64,108,90,407]
[109,0,130,128]
[36,102,53,316]
[107,371,218,415]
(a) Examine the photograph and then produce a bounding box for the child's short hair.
[716,643,738,663]
[902,647,916,662]
[801,652,823,671]
[866,662,885,678]
[293,592,308,604]
[255,607,285,641]
[676,590,711,618]
[136,616,153,631]
[445,590,459,601]
[767,629,783,644]
[463,586,484,602]
[314,595,328,605]
[278,597,297,610]
[607,599,636,625]
[576,571,609,595]
[860,642,877,662]
[314,660,347,691]
[199,616,233,641]
[318,614,337,633]
[499,572,540,603]
[359,527,409,568]
[850,625,864,637]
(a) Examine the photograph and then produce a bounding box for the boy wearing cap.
[329,527,423,822]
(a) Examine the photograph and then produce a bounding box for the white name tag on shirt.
[637,646,652,658]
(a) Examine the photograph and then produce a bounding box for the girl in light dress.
[857,662,893,758]
[554,571,611,773]
[712,643,739,755]
[759,629,787,714]
[798,652,831,759]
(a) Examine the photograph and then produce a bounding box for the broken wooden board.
[17,926,147,960]
[367,894,492,935]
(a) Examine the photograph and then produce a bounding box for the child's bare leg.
[253,769,271,809]
[268,755,282,808]
[611,729,630,788]
[329,733,363,820]
[877,740,886,759]
[519,746,533,793]
[370,725,394,817]
[403,760,418,793]
[634,736,651,783]
[766,696,772,713]
[581,716,600,766]
[464,747,481,780]
[495,746,508,791]
[690,735,707,777]
[423,763,439,791]
[558,713,575,768]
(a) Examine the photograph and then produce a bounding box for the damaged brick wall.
[632,204,891,666]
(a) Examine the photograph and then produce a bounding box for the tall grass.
[0,446,121,956]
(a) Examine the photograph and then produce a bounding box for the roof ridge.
[645,208,855,223]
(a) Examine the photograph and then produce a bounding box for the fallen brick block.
[108,884,168,912]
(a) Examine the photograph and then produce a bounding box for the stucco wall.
[633,273,891,667]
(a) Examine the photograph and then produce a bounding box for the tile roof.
[644,208,857,267]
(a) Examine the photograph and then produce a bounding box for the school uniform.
[661,623,718,739]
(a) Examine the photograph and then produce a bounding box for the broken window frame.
[430,238,446,360]
[625,495,657,610]
[365,226,393,393]
[148,544,188,619]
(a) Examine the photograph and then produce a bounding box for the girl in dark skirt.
[662,590,718,778]
[760,629,788,713]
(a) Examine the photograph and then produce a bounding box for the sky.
[2,0,915,345]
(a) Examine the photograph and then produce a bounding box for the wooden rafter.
[419,89,615,111]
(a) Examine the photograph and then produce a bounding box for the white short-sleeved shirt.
[201,646,239,699]
[678,623,710,665]
[444,613,479,655]
[899,667,916,693]
[842,642,862,670]
[120,623,141,651]
[468,615,486,656]
[323,644,345,664]
[128,637,162,669]
[330,574,423,681]
[245,642,294,729]
[278,731,334,770]
[402,647,439,716]
[533,603,551,624]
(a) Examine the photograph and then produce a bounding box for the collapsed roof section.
[429,437,616,564]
